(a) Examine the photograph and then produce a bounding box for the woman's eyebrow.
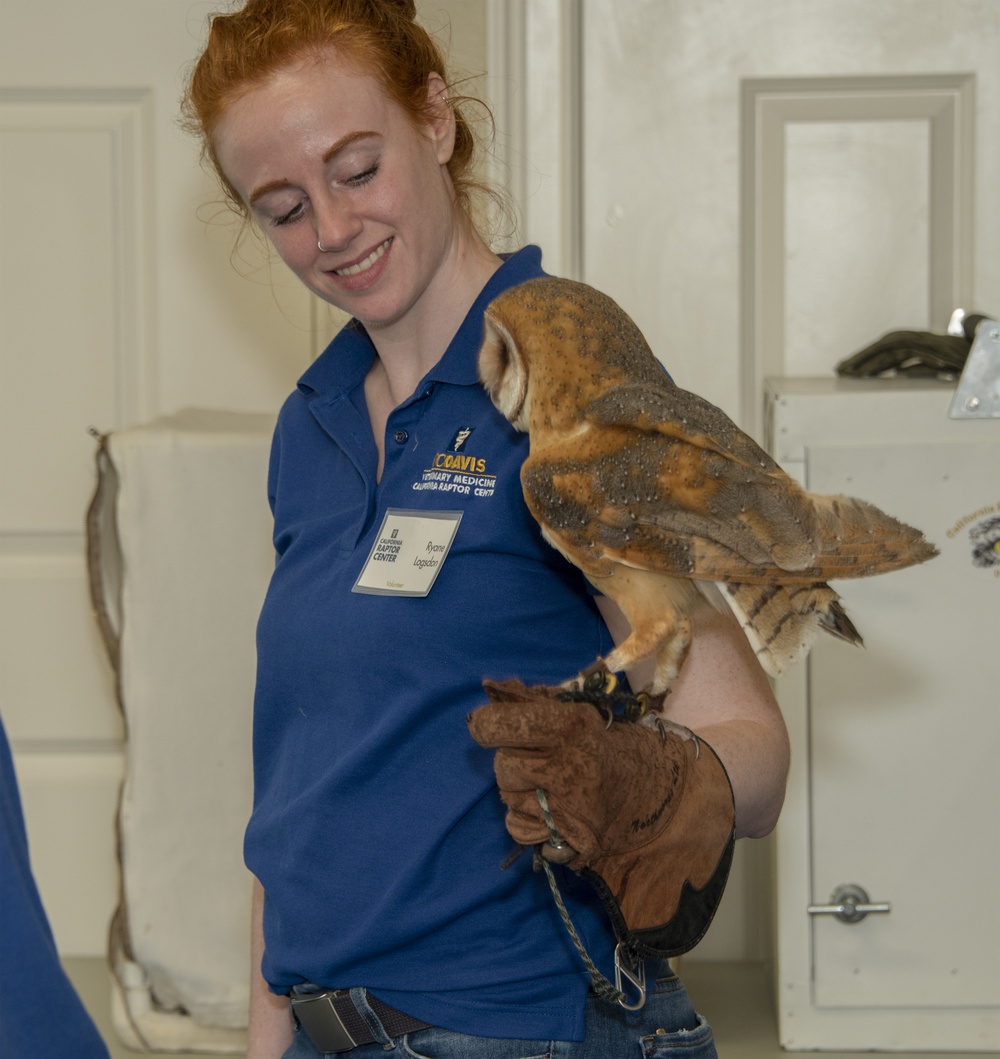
[322,129,380,164]
[249,130,381,205]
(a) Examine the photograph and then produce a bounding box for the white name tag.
[352,509,464,597]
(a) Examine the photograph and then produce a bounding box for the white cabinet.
[766,377,1000,1051]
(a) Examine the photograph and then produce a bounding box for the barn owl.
[479,277,938,698]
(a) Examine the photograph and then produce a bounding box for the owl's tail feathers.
[818,598,862,645]
[712,580,861,678]
[709,493,935,677]
[809,494,939,576]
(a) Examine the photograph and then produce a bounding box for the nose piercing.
[317,239,333,253]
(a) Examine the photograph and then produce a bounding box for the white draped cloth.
[89,409,275,1052]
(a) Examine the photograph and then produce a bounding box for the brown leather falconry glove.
[467,678,735,958]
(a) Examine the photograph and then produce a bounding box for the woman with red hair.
[184,4,788,1056]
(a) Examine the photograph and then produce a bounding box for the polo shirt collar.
[425,244,544,387]
[296,245,545,400]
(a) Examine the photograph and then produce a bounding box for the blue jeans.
[281,966,717,1058]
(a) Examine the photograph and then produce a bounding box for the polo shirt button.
[393,430,408,444]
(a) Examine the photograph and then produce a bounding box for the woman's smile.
[323,236,395,295]
[329,237,392,277]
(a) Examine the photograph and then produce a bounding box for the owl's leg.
[648,615,693,697]
[599,610,685,696]
[581,566,693,695]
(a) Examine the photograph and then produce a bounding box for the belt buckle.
[290,990,358,1053]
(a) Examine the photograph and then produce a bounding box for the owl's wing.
[584,381,781,474]
[522,419,931,586]
[521,436,822,584]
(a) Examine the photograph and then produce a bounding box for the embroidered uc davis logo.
[412,425,494,496]
[447,427,474,452]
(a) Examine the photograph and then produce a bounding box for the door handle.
[808,884,891,924]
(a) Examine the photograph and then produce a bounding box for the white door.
[486,0,1000,993]
[0,0,318,955]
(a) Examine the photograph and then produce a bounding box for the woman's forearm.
[248,878,294,1059]
[597,597,791,839]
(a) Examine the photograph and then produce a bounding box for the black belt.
[290,988,431,1053]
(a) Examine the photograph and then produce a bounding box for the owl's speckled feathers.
[479,277,938,695]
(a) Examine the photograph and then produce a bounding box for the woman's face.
[214,52,459,331]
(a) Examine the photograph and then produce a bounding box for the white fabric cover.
[93,409,275,1052]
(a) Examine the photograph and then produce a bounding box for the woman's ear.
[424,72,456,164]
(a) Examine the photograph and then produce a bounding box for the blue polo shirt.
[0,715,111,1058]
[244,246,616,1040]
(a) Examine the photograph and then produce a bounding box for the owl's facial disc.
[478,313,529,429]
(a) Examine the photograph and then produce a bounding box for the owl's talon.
[624,692,649,723]
[558,663,657,727]
[650,717,701,755]
[583,670,603,694]
[583,666,617,695]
